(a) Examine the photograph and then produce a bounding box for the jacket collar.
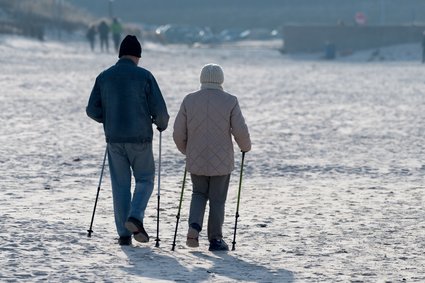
[116,58,137,66]
[200,83,223,91]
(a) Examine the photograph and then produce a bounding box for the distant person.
[111,17,123,52]
[422,31,425,63]
[173,63,251,251]
[86,24,97,51]
[86,35,169,245]
[97,20,110,52]
[324,41,336,60]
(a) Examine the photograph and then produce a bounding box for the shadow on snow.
[120,245,294,282]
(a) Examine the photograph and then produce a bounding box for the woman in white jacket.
[173,63,251,251]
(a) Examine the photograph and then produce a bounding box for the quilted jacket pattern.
[173,88,251,176]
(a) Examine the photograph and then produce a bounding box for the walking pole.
[87,145,108,238]
[155,132,162,248]
[231,151,246,251]
[171,169,187,251]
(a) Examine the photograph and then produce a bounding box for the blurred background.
[1,0,425,56]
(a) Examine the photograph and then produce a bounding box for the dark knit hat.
[118,35,142,58]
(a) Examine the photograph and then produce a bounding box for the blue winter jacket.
[86,58,169,143]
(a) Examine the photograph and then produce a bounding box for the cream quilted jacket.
[173,88,251,176]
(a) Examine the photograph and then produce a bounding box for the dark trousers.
[188,174,231,241]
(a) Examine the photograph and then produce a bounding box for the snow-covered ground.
[0,35,424,282]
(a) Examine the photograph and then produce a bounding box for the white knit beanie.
[200,64,224,90]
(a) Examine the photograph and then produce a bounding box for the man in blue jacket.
[86,35,169,246]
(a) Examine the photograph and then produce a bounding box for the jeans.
[188,174,231,241]
[107,142,155,237]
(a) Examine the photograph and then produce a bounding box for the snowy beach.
[0,35,424,282]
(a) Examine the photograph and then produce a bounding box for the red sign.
[355,12,367,25]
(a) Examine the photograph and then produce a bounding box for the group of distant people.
[86,17,123,53]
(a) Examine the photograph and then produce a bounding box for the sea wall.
[282,25,425,54]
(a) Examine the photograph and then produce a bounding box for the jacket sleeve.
[146,73,170,131]
[86,77,103,123]
[173,100,187,155]
[230,99,251,152]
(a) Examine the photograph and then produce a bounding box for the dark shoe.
[125,217,149,243]
[118,236,132,246]
[208,239,229,251]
